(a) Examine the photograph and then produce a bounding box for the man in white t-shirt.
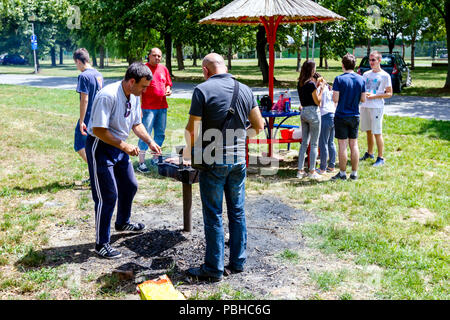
[360,51,393,167]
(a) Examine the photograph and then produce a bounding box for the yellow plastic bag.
[136,274,185,300]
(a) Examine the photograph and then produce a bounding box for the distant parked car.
[2,54,28,65]
[357,52,412,93]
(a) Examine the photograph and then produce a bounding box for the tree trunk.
[99,45,105,69]
[193,44,198,67]
[164,32,173,77]
[402,36,406,60]
[445,3,450,89]
[50,46,56,67]
[176,43,184,70]
[227,43,232,71]
[387,35,396,54]
[325,58,329,70]
[411,31,416,70]
[296,49,302,72]
[256,26,269,84]
[59,46,63,65]
[367,38,371,56]
[319,45,323,68]
[92,52,98,67]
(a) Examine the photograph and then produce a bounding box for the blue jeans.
[298,106,321,171]
[199,163,247,278]
[319,113,336,170]
[138,108,167,150]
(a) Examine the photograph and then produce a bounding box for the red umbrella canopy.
[200,0,345,101]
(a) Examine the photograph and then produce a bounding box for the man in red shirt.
[137,47,173,173]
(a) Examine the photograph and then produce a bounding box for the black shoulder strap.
[220,79,239,134]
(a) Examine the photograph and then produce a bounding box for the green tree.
[0,0,71,69]
[414,0,450,88]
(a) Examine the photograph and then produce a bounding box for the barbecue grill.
[156,153,199,232]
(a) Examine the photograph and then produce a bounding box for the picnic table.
[246,109,302,167]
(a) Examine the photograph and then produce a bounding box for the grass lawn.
[0,84,448,300]
[1,58,449,97]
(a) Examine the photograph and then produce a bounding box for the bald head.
[149,47,162,66]
[202,53,227,79]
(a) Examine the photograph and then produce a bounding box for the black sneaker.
[360,152,374,161]
[137,163,150,173]
[223,265,244,277]
[331,172,347,181]
[349,174,358,180]
[95,243,122,259]
[187,266,222,282]
[115,222,146,232]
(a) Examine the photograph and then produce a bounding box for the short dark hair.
[342,53,356,71]
[73,48,90,64]
[124,62,153,82]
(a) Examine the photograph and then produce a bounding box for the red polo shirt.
[141,62,173,109]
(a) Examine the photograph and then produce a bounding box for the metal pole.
[311,0,317,61]
[182,183,192,232]
[312,23,316,61]
[31,22,37,74]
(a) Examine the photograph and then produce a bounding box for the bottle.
[284,89,290,112]
[275,93,284,112]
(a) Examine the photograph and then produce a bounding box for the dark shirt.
[189,73,257,163]
[332,72,365,118]
[76,68,104,124]
[298,80,318,107]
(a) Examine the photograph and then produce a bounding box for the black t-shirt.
[189,73,257,163]
[297,80,318,107]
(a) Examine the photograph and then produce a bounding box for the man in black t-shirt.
[183,53,264,282]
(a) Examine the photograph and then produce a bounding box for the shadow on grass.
[419,119,450,141]
[12,181,75,194]
[15,229,187,270]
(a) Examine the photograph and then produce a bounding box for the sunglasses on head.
[124,101,131,118]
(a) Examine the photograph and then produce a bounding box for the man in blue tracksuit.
[86,62,161,259]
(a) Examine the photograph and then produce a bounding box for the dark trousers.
[86,135,138,245]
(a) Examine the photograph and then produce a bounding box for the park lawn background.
[0,84,448,300]
[0,57,449,98]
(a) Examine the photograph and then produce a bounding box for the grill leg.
[182,183,192,232]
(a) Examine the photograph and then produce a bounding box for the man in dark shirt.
[73,48,104,163]
[332,53,366,181]
[183,53,264,282]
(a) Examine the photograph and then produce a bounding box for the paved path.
[1,74,449,121]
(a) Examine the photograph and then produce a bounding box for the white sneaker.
[296,171,307,179]
[137,163,149,173]
[308,172,320,180]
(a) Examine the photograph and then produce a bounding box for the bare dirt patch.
[8,184,381,300]
[408,208,436,224]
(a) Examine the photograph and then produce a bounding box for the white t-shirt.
[361,70,392,109]
[88,81,142,141]
[319,85,335,116]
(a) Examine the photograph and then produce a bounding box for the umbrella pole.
[261,16,282,157]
